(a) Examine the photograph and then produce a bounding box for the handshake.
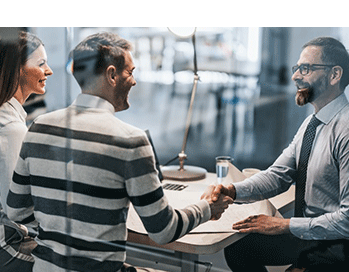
[200,184,236,220]
[200,184,290,235]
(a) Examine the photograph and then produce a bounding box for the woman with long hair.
[0,31,53,271]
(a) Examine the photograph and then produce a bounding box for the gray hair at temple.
[303,37,349,91]
[70,32,132,88]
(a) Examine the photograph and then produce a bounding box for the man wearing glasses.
[212,37,349,271]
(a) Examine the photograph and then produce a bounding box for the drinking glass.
[215,156,232,184]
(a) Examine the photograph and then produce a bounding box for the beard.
[294,75,329,107]
[295,87,312,106]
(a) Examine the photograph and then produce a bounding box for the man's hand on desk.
[200,185,233,220]
[209,185,291,235]
[232,214,290,235]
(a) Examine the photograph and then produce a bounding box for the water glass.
[215,156,232,184]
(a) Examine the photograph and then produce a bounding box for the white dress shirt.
[234,93,349,240]
[0,97,27,214]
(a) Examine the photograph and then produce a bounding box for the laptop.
[145,130,190,191]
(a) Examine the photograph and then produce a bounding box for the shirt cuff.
[234,182,253,202]
[289,217,312,240]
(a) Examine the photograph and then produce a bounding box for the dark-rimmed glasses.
[292,64,335,75]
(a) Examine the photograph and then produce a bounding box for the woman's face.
[20,44,53,97]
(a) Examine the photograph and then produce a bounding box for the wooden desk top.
[127,173,295,255]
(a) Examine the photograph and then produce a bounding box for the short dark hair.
[303,37,349,90]
[70,32,132,88]
[0,40,21,107]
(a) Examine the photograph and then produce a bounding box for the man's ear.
[330,66,343,86]
[106,65,117,87]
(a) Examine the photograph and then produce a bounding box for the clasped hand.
[200,185,233,220]
[208,184,290,235]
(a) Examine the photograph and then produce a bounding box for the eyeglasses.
[292,64,335,75]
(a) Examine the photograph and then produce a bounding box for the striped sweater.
[7,94,210,272]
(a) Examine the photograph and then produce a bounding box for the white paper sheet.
[127,197,278,234]
[127,163,279,234]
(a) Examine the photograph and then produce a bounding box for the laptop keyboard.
[162,183,188,191]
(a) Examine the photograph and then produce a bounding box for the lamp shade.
[168,27,196,38]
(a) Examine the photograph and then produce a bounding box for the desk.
[127,173,295,272]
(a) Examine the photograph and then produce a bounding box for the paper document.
[127,164,280,234]
[227,162,247,183]
[127,197,278,234]
[190,199,277,233]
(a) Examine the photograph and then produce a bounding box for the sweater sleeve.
[7,140,37,228]
[124,133,210,245]
[0,121,27,214]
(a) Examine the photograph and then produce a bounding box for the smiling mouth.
[295,86,312,106]
[297,87,310,93]
[296,83,310,90]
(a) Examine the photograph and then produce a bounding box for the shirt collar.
[71,94,115,114]
[315,93,349,125]
[8,97,27,122]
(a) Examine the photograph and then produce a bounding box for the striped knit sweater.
[7,94,210,272]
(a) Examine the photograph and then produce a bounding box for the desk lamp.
[161,27,207,181]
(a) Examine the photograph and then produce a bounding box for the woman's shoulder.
[0,102,26,129]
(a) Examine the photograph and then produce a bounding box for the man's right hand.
[211,184,236,202]
[201,185,233,220]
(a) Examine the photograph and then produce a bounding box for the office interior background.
[1,27,349,271]
[2,27,349,174]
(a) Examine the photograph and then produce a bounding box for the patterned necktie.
[295,115,322,217]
